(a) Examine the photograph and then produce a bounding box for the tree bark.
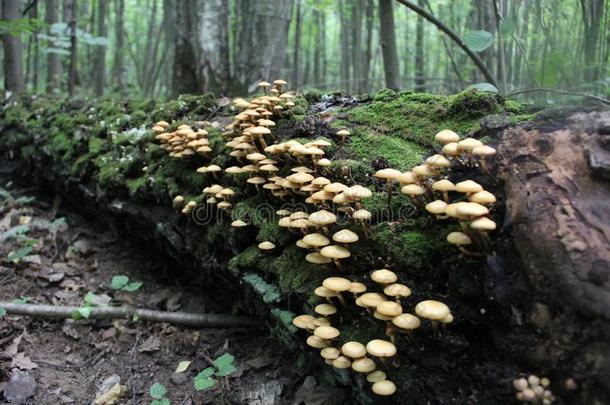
[292,0,302,88]
[362,1,374,93]
[378,0,400,90]
[415,0,425,91]
[112,0,125,92]
[45,0,62,94]
[94,0,107,97]
[66,0,78,97]
[580,0,606,82]
[199,0,231,94]
[171,0,200,97]
[1,0,25,94]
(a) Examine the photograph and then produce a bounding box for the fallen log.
[0,302,261,328]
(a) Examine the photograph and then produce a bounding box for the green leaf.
[7,246,33,262]
[196,367,215,379]
[214,353,236,377]
[71,309,82,320]
[149,383,167,399]
[84,291,97,305]
[78,306,92,319]
[466,83,499,93]
[123,281,143,292]
[2,225,30,240]
[11,296,32,304]
[194,376,215,391]
[463,30,495,52]
[111,275,129,290]
[500,17,515,37]
[0,307,6,318]
[151,399,170,405]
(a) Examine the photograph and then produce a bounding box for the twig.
[394,0,499,89]
[505,87,610,105]
[0,302,261,328]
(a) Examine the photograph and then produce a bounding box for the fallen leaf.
[11,352,38,370]
[62,322,81,339]
[91,293,112,306]
[4,369,36,404]
[175,360,191,373]
[94,383,125,405]
[18,216,31,225]
[5,332,23,356]
[101,327,117,340]
[138,335,161,353]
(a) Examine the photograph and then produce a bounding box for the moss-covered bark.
[2,89,577,404]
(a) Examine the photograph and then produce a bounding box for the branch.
[394,0,499,89]
[506,88,610,105]
[0,302,261,328]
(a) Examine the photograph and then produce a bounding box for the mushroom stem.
[360,222,369,237]
[458,246,485,257]
[386,180,393,207]
[442,191,450,203]
[479,157,494,178]
[335,292,347,306]
[385,324,397,344]
[333,260,343,270]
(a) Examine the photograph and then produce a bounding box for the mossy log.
[0,91,607,404]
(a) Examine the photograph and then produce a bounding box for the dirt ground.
[0,180,334,405]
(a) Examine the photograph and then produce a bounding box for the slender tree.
[580,0,606,82]
[113,0,125,91]
[378,0,400,89]
[415,0,425,91]
[45,0,62,94]
[292,0,302,87]
[1,0,25,94]
[94,0,107,96]
[172,0,200,96]
[65,0,78,96]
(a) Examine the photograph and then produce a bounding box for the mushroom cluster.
[513,375,556,404]
[153,121,211,158]
[374,129,498,255]
[149,82,500,399]
[293,270,452,396]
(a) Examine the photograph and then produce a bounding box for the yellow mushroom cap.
[447,231,472,245]
[306,335,329,349]
[309,210,338,225]
[426,154,451,168]
[384,283,411,298]
[314,286,336,298]
[292,314,314,329]
[314,326,340,340]
[302,233,330,248]
[412,164,437,178]
[442,142,460,156]
[324,182,349,194]
[473,144,497,157]
[322,277,352,292]
[358,293,387,308]
[458,137,483,152]
[371,269,397,284]
[455,180,483,194]
[432,179,455,192]
[426,200,448,215]
[311,177,331,186]
[349,282,367,294]
[470,217,497,231]
[376,301,403,317]
[374,311,393,321]
[353,209,372,221]
[457,202,489,218]
[247,177,267,185]
[367,370,387,383]
[372,380,396,396]
[320,347,340,360]
[435,129,460,145]
[332,229,359,244]
[440,313,454,323]
[392,313,421,330]
[351,357,376,373]
[397,171,418,184]
[375,168,401,180]
[258,241,276,250]
[415,300,451,321]
[231,220,248,227]
[316,158,331,167]
[336,129,351,136]
[401,184,426,196]
[366,339,397,358]
[332,356,352,369]
[312,317,331,327]
[341,341,367,358]
[469,190,496,204]
[314,303,337,316]
[445,202,469,218]
[306,252,333,264]
[320,245,351,260]
[344,185,373,199]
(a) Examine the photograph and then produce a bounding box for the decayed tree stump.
[498,110,610,403]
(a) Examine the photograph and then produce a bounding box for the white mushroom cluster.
[153,121,211,158]
[513,375,556,404]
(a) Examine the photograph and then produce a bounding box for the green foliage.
[193,353,237,392]
[0,307,6,318]
[72,291,98,320]
[11,296,32,304]
[463,30,495,52]
[149,382,170,405]
[0,18,44,36]
[111,275,143,292]
[242,273,281,304]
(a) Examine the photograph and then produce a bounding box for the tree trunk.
[199,0,231,94]
[292,0,302,88]
[65,0,78,97]
[94,0,107,97]
[312,5,321,88]
[351,0,363,93]
[415,0,425,91]
[1,0,25,94]
[580,0,606,82]
[162,0,176,96]
[171,0,200,97]
[113,0,125,92]
[45,0,62,94]
[378,0,400,90]
[339,0,351,92]
[361,1,374,93]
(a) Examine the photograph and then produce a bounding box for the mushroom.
[375,168,402,207]
[231,220,248,228]
[415,300,451,330]
[313,326,340,341]
[258,241,276,251]
[472,145,496,176]
[376,302,403,342]
[366,339,397,363]
[400,184,426,206]
[336,129,351,144]
[446,231,480,256]
[366,370,387,383]
[292,314,315,331]
[302,233,330,249]
[469,190,496,205]
[348,282,367,298]
[314,303,337,318]
[320,245,351,269]
[352,209,372,235]
[425,200,448,219]
[257,81,271,95]
[314,286,337,304]
[322,277,352,306]
[320,347,340,361]
[383,283,411,304]
[391,313,421,339]
[372,380,396,396]
[332,356,352,369]
[371,269,397,285]
[172,195,185,209]
[332,229,359,245]
[308,209,337,235]
[341,341,367,359]
[351,357,376,373]
[434,129,460,145]
[306,252,333,265]
[306,335,330,349]
[432,179,455,202]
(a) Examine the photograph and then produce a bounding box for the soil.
[0,180,322,405]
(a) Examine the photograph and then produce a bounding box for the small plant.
[111,275,143,292]
[2,224,37,263]
[193,353,237,392]
[71,291,97,320]
[149,383,170,405]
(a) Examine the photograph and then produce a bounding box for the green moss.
[88,137,106,155]
[257,221,291,246]
[261,246,327,295]
[242,273,281,304]
[372,226,446,269]
[228,246,259,273]
[348,131,426,171]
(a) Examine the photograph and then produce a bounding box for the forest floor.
[0,178,345,404]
